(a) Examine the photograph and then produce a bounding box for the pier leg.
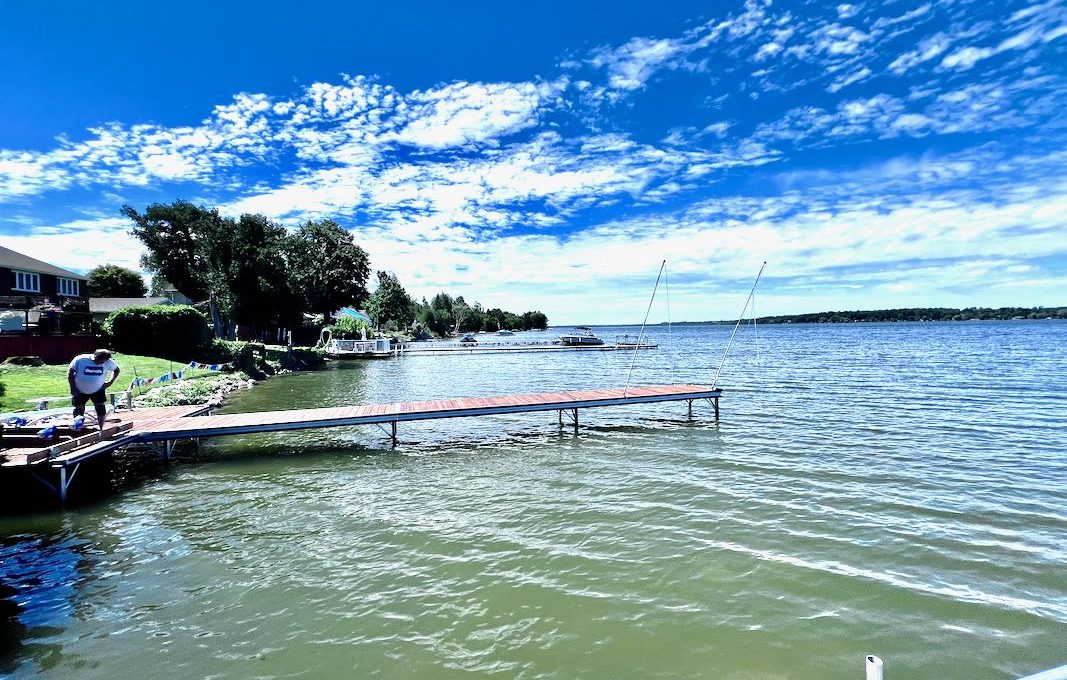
[713,397,720,421]
[572,408,579,435]
[687,399,693,419]
[59,467,68,504]
[558,410,563,429]
[391,422,397,449]
[163,439,176,463]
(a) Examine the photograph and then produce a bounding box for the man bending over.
[68,349,121,431]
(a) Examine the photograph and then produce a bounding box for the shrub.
[201,339,273,377]
[104,305,210,360]
[327,316,370,339]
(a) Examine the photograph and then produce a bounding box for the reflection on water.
[0,529,87,674]
[0,322,1064,679]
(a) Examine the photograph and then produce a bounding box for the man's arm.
[105,366,121,390]
[68,366,79,395]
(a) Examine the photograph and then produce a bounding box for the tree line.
[695,306,1067,325]
[118,200,546,338]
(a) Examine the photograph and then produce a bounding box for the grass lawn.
[0,353,221,413]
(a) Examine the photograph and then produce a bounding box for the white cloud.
[889,33,951,74]
[390,80,559,149]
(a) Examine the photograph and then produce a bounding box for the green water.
[2,323,1065,679]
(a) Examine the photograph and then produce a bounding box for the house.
[89,297,174,323]
[159,282,193,305]
[0,244,89,309]
[0,244,93,361]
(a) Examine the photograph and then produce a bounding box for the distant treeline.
[672,306,1067,325]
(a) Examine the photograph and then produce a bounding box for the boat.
[558,326,605,346]
[496,329,514,336]
[458,333,477,344]
[614,333,658,349]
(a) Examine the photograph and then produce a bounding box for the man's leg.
[90,390,107,431]
[72,392,88,418]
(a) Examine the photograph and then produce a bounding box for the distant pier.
[394,340,658,356]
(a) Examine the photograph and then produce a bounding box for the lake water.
[1,321,1065,679]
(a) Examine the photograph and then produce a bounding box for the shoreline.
[129,372,259,409]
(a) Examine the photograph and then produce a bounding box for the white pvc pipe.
[1016,664,1067,680]
[866,655,884,680]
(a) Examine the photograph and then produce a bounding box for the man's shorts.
[72,388,106,407]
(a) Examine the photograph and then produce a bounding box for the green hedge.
[104,305,210,361]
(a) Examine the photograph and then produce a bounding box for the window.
[13,270,40,292]
[58,277,80,296]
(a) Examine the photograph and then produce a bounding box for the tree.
[122,201,224,301]
[286,219,371,322]
[125,201,301,338]
[207,213,301,331]
[367,271,413,330]
[86,264,148,298]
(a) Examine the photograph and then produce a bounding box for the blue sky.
[1,0,1064,323]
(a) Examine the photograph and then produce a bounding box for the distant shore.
[662,306,1066,326]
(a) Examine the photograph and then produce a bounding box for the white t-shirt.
[69,355,119,394]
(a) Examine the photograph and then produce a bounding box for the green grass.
[0,353,222,413]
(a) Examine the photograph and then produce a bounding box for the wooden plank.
[134,384,719,439]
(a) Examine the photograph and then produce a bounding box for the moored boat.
[559,326,605,346]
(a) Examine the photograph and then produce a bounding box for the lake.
[1,321,1065,679]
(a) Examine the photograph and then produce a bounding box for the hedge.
[104,305,210,361]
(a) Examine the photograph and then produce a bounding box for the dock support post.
[558,409,563,428]
[163,439,175,463]
[391,422,397,449]
[713,397,719,421]
[572,408,579,434]
[687,399,693,419]
[59,467,68,504]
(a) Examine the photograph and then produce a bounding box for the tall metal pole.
[624,260,666,397]
[711,261,767,390]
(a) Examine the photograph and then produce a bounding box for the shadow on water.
[0,524,90,675]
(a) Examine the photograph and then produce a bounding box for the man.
[68,349,121,431]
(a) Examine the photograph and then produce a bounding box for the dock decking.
[2,384,721,503]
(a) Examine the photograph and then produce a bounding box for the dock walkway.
[2,385,721,503]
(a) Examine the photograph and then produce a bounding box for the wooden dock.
[1,385,721,503]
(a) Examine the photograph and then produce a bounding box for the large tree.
[86,264,148,297]
[287,219,371,321]
[122,201,224,301]
[207,213,301,331]
[367,271,413,330]
[125,201,301,337]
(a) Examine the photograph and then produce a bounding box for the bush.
[200,339,273,377]
[104,305,210,361]
[328,316,370,339]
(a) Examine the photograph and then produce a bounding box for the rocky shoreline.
[131,373,258,409]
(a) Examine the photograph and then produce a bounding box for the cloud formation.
[2,0,1065,320]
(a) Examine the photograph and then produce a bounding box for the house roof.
[0,245,87,280]
[89,297,173,313]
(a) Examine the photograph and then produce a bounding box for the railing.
[328,339,390,353]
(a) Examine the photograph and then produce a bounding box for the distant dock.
[2,384,720,504]
[394,340,658,356]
